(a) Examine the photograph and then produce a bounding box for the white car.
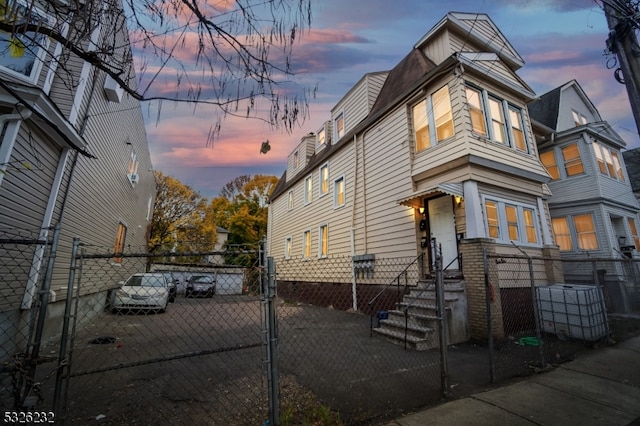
[111,273,169,313]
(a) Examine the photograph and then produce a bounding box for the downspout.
[350,134,358,311]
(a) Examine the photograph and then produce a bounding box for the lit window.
[317,127,325,145]
[335,114,344,140]
[612,151,625,181]
[523,208,537,244]
[288,190,294,210]
[485,201,499,238]
[509,107,527,152]
[466,87,487,136]
[285,237,292,259]
[0,1,51,83]
[561,143,584,176]
[628,218,640,250]
[412,99,430,151]
[574,214,598,250]
[505,205,519,240]
[412,85,455,152]
[467,86,529,152]
[334,177,345,208]
[489,98,506,143]
[593,144,607,175]
[433,85,454,142]
[304,175,312,204]
[552,217,572,251]
[540,151,559,180]
[303,230,311,258]
[484,198,540,245]
[319,164,329,196]
[319,224,328,257]
[113,223,127,263]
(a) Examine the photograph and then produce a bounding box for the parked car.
[161,272,179,302]
[111,273,170,313]
[186,275,215,298]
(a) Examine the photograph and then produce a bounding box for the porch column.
[463,180,485,238]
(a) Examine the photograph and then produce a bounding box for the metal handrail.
[368,253,424,336]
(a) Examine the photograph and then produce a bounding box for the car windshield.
[192,276,212,283]
[127,275,165,287]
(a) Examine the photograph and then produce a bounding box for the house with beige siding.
[0,0,154,357]
[267,12,561,341]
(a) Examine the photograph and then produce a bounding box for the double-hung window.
[284,237,292,259]
[319,163,329,196]
[288,190,294,210]
[628,218,640,250]
[465,85,529,153]
[540,151,560,180]
[412,85,454,152]
[0,0,52,83]
[334,176,345,208]
[113,223,127,263]
[484,198,539,244]
[304,175,313,205]
[335,114,344,140]
[303,230,311,258]
[319,224,328,258]
[551,214,599,251]
[593,143,625,181]
[561,143,584,177]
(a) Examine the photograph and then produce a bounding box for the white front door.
[428,196,458,270]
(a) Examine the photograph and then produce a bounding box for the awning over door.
[397,182,463,207]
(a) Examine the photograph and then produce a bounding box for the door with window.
[428,196,458,270]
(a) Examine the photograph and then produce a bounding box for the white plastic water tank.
[536,284,608,341]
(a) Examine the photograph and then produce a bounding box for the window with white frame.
[412,85,454,152]
[483,197,540,245]
[551,214,599,252]
[572,110,588,127]
[127,150,139,184]
[561,143,584,177]
[317,127,325,146]
[540,150,560,180]
[335,113,344,140]
[319,224,328,257]
[304,175,313,204]
[465,85,529,153]
[0,0,52,83]
[284,236,292,259]
[334,176,345,208]
[113,222,127,263]
[593,143,625,181]
[303,230,311,258]
[288,190,294,210]
[319,163,329,196]
[293,151,299,168]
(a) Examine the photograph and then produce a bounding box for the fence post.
[53,237,81,417]
[527,256,546,371]
[435,242,449,397]
[20,222,60,408]
[264,255,280,425]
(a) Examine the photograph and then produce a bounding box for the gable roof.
[415,12,525,71]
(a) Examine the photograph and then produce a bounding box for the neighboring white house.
[529,80,640,261]
[267,12,562,340]
[0,0,155,357]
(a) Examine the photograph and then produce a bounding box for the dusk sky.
[141,1,639,200]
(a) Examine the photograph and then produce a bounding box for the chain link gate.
[50,242,271,425]
[1,225,59,414]
[268,242,450,424]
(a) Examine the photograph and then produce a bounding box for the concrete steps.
[372,278,469,350]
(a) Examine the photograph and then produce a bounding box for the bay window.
[484,197,540,245]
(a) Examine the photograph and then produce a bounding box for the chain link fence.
[3,229,640,425]
[0,225,56,413]
[483,252,640,384]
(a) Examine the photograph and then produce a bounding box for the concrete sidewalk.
[386,335,640,426]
